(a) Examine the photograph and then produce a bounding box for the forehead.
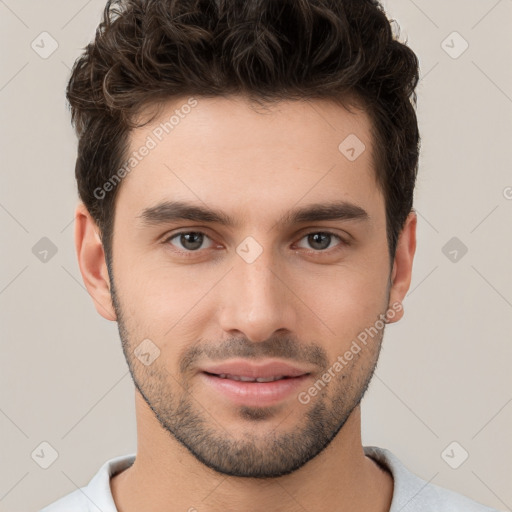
[115,95,383,226]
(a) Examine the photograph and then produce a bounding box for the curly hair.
[67,0,420,267]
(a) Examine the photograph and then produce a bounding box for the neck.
[111,391,393,512]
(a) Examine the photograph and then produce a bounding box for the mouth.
[203,372,299,383]
[199,360,313,407]
[201,359,311,380]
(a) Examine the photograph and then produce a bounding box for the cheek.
[291,262,389,362]
[115,259,220,343]
[113,225,390,349]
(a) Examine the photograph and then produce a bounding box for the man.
[40,0,499,510]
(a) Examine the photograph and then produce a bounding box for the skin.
[75,95,416,512]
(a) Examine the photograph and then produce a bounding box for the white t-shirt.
[39,445,501,511]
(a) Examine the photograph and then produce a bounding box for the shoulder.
[38,453,136,512]
[39,489,91,512]
[363,446,502,512]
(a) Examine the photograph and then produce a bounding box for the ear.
[386,211,417,324]
[74,202,117,321]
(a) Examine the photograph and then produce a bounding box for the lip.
[200,372,311,407]
[201,359,311,379]
[199,359,313,407]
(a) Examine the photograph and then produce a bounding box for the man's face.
[107,96,397,477]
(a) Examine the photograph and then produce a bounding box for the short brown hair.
[67,0,420,267]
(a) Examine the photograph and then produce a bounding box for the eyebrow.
[137,199,370,229]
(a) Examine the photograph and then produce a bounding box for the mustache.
[179,336,329,375]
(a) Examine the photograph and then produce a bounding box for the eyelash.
[162,230,348,257]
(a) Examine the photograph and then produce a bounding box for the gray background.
[1,0,511,511]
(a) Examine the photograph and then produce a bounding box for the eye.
[163,230,347,256]
[295,231,344,252]
[165,231,214,252]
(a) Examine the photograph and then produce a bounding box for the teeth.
[215,373,286,382]
[256,376,285,382]
[237,375,257,382]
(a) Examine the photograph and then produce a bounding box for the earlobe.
[74,202,117,321]
[386,211,417,325]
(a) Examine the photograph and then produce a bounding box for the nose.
[218,246,297,343]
